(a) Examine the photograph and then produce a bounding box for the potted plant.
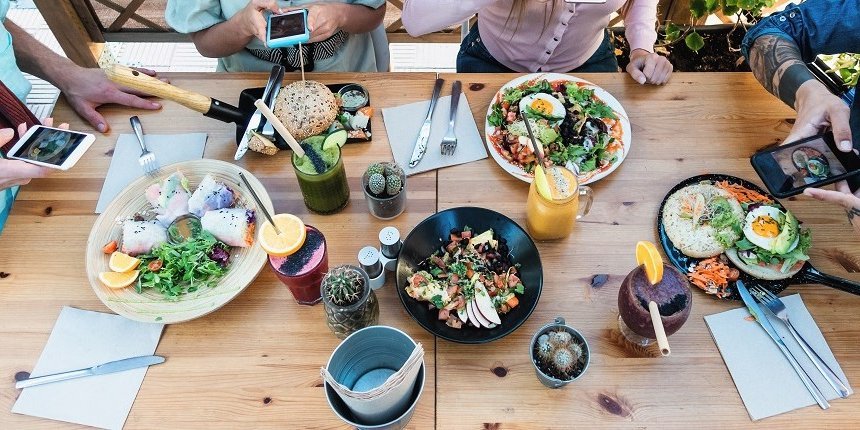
[321,265,379,339]
[362,162,407,220]
[530,317,590,388]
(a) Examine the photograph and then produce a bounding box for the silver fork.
[130,116,158,175]
[751,285,850,398]
[440,80,462,156]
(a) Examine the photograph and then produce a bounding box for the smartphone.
[6,125,95,171]
[751,132,860,198]
[266,10,310,49]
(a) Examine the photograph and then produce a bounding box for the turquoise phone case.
[266,10,310,48]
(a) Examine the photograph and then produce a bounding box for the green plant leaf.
[685,32,705,53]
[690,0,707,18]
[664,22,681,42]
[705,0,719,13]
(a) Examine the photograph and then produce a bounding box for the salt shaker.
[358,246,386,290]
[378,226,402,271]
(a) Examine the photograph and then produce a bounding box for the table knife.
[259,66,285,138]
[408,77,444,168]
[736,280,830,409]
[15,355,165,389]
[236,65,284,160]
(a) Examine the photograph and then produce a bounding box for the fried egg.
[742,206,785,252]
[519,93,565,121]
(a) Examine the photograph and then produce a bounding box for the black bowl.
[396,207,543,344]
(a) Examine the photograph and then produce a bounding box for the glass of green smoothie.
[291,135,350,214]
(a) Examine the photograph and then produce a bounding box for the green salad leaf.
[136,232,228,300]
[488,103,505,127]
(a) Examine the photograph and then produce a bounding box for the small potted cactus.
[362,161,407,219]
[530,317,590,388]
[321,265,379,339]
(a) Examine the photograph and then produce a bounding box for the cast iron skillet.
[658,174,860,300]
[396,207,543,344]
[105,64,370,147]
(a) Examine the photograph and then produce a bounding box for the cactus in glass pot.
[321,265,379,339]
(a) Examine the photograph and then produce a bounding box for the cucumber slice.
[323,129,348,149]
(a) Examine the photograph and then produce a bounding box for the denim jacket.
[741,0,860,143]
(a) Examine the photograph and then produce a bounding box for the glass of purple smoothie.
[268,225,329,305]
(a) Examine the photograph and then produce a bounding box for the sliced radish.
[474,283,501,325]
[465,300,479,327]
[457,306,469,324]
[469,298,492,328]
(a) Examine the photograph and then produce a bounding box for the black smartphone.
[751,132,860,198]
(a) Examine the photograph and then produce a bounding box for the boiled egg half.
[519,93,566,123]
[742,206,790,252]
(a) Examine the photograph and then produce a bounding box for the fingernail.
[151,102,161,109]
[97,123,107,132]
[839,140,852,151]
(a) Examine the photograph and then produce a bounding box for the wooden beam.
[387,0,404,10]
[69,0,105,42]
[102,32,190,43]
[385,18,403,33]
[33,0,100,68]
[658,0,692,24]
[107,0,146,32]
[92,0,164,31]
[386,31,461,44]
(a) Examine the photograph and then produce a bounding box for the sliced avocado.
[537,124,559,144]
[773,210,799,254]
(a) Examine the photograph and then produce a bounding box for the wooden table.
[1,72,858,429]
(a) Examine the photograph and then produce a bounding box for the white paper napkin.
[704,294,852,421]
[12,307,165,429]
[382,93,487,176]
[95,133,207,213]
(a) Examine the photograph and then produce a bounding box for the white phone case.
[7,125,95,171]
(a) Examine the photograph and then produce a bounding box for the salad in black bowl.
[396,207,543,344]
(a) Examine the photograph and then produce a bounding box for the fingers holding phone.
[6,124,95,172]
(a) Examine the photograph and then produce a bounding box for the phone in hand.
[6,125,95,171]
[266,9,310,48]
[751,132,860,198]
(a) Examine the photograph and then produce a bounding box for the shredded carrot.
[716,180,773,204]
[687,257,733,298]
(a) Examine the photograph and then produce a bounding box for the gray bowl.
[530,317,590,388]
[324,326,425,429]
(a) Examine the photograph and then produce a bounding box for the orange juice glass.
[526,166,593,240]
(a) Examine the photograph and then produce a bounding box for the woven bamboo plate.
[86,159,274,324]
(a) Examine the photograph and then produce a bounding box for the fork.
[130,116,158,175]
[751,285,851,398]
[440,80,462,156]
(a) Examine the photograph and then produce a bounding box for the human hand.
[0,120,69,191]
[626,49,673,85]
[786,80,853,151]
[286,4,345,43]
[58,67,164,133]
[236,0,282,42]
[804,182,860,233]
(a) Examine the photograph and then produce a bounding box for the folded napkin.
[705,294,852,421]
[96,133,207,213]
[382,93,487,176]
[12,307,165,430]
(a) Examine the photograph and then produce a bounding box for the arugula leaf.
[503,88,524,104]
[488,103,505,127]
[136,232,228,300]
[514,283,525,294]
[449,262,467,277]
[430,295,445,309]
[523,80,552,95]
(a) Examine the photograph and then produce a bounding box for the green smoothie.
[291,137,350,214]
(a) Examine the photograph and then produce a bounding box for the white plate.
[483,73,632,184]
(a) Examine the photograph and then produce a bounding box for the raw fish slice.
[121,220,168,256]
[188,174,235,217]
[145,172,191,226]
[201,208,256,247]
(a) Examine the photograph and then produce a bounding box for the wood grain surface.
[1,72,859,429]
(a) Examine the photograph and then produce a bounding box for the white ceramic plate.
[484,73,632,184]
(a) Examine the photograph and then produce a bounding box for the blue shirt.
[741,0,860,144]
[0,0,31,235]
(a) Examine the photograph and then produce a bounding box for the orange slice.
[635,241,664,285]
[260,214,307,257]
[99,270,140,289]
[108,252,141,273]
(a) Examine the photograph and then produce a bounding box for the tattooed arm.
[747,34,854,150]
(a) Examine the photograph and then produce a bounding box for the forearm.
[335,3,385,35]
[402,0,490,37]
[7,20,78,91]
[747,34,817,108]
[622,0,659,53]
[189,17,255,58]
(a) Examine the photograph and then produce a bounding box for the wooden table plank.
[0,72,438,429]
[436,72,860,429]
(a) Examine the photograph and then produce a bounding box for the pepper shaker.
[379,226,402,271]
[358,246,386,290]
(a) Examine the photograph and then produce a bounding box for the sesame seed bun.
[274,80,338,141]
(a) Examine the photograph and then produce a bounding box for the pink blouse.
[402,0,658,72]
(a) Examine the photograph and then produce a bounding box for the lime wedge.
[534,166,552,200]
